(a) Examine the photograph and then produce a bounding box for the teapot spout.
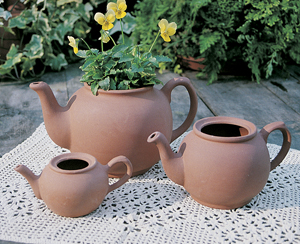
[30,81,70,149]
[147,132,184,186]
[14,165,41,199]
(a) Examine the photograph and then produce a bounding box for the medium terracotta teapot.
[29,77,197,177]
[147,116,291,209]
[15,153,133,217]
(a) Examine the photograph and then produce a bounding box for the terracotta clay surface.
[29,77,198,177]
[148,116,291,209]
[14,153,133,217]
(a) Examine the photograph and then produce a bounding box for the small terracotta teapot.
[147,116,291,209]
[15,153,133,217]
[29,77,197,177]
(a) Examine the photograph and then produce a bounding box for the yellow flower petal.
[158,19,168,33]
[161,33,171,42]
[103,22,114,31]
[67,36,76,47]
[166,22,177,36]
[94,12,105,25]
[117,0,127,12]
[73,47,78,54]
[107,2,117,12]
[100,30,110,43]
[116,11,126,19]
[106,9,116,23]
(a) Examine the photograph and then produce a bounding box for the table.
[0,123,300,243]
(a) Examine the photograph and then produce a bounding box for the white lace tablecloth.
[0,123,300,244]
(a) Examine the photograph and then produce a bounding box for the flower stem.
[120,19,125,44]
[149,32,160,53]
[101,40,103,52]
[109,34,117,46]
[81,38,91,50]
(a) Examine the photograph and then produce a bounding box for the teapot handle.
[259,121,291,171]
[106,156,133,193]
[161,77,198,142]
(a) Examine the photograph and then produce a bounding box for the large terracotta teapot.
[15,153,133,217]
[148,116,291,209]
[30,77,197,177]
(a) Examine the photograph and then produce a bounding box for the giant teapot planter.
[30,77,198,177]
[148,116,291,209]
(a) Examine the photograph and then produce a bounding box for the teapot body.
[15,153,133,217]
[67,84,173,177]
[178,117,290,209]
[30,77,198,177]
[38,153,110,217]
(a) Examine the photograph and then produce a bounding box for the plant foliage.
[70,0,174,94]
[78,44,170,94]
[133,0,300,83]
[0,0,105,81]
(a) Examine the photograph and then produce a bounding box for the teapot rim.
[83,82,154,95]
[49,152,97,174]
[193,116,257,143]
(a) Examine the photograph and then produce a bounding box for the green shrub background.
[2,0,300,83]
[0,0,108,81]
[133,0,300,83]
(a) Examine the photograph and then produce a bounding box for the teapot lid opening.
[50,153,97,174]
[194,117,257,142]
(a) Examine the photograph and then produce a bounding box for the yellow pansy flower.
[67,36,79,54]
[158,19,177,42]
[94,9,116,30]
[107,0,127,19]
[99,30,110,43]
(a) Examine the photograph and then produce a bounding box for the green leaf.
[0,8,12,21]
[110,69,117,75]
[89,49,100,56]
[57,0,81,7]
[6,44,19,59]
[80,73,93,82]
[0,66,12,75]
[110,79,116,90]
[59,9,80,25]
[199,32,222,53]
[76,50,88,58]
[49,22,72,45]
[77,3,93,22]
[45,53,68,71]
[8,15,27,28]
[109,13,136,35]
[35,17,51,35]
[154,55,172,62]
[98,77,110,91]
[119,53,134,63]
[92,71,104,80]
[1,25,15,35]
[1,53,22,69]
[111,44,128,57]
[149,57,159,67]
[20,57,36,76]
[80,58,96,71]
[125,70,134,79]
[23,35,44,59]
[104,59,117,71]
[117,81,130,90]
[131,64,143,72]
[74,21,90,38]
[8,8,36,28]
[91,82,99,95]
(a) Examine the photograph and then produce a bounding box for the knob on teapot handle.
[259,121,292,170]
[161,77,198,142]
